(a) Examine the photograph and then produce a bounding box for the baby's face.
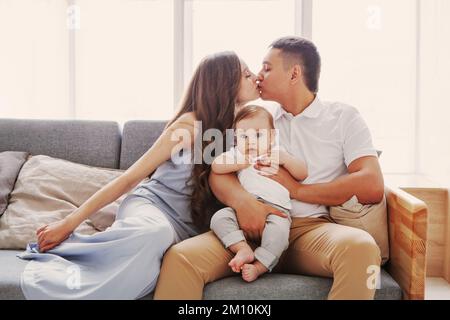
[235,115,274,159]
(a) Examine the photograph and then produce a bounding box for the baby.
[210,105,308,282]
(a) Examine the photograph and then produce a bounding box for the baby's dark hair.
[232,105,275,130]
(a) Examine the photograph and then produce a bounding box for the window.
[1,0,448,181]
[188,0,296,76]
[0,0,69,119]
[0,0,299,123]
[312,0,418,173]
[75,0,174,124]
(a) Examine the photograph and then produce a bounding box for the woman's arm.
[66,113,196,228]
[37,113,196,252]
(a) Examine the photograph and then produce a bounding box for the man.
[154,36,384,300]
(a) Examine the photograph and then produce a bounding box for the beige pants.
[153,215,381,300]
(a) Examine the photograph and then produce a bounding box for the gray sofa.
[0,118,406,300]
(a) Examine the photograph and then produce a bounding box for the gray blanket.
[0,151,29,216]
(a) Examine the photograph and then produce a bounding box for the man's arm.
[261,156,384,206]
[208,172,252,209]
[296,156,384,205]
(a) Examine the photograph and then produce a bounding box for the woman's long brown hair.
[166,51,242,232]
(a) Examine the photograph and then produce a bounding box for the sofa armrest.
[385,186,428,300]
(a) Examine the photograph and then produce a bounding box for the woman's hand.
[36,218,75,252]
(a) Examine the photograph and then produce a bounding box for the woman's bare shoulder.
[166,112,196,137]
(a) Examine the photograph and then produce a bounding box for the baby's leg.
[243,214,291,282]
[210,207,254,273]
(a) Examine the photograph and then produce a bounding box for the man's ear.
[290,65,302,84]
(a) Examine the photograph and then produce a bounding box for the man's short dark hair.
[270,36,321,93]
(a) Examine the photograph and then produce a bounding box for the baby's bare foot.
[229,247,254,273]
[242,262,268,283]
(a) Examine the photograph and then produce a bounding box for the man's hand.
[235,196,287,242]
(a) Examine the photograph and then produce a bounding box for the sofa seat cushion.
[0,250,401,300]
[203,271,402,300]
[0,250,28,300]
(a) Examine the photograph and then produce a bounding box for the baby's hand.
[255,152,282,165]
[254,153,280,176]
[252,154,270,166]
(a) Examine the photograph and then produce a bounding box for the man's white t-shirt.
[273,96,378,218]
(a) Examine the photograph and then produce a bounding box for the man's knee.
[163,232,224,267]
[337,231,381,264]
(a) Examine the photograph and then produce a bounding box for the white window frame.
[175,0,313,100]
[297,0,312,39]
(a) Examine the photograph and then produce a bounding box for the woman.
[17,51,260,299]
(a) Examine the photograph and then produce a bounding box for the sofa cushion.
[120,120,167,170]
[0,250,401,300]
[0,250,28,300]
[0,151,29,217]
[0,119,121,169]
[0,155,129,249]
[203,271,402,300]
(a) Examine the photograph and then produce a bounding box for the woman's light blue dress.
[17,149,199,299]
